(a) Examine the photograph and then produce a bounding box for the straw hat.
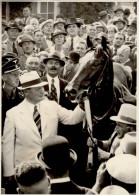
[100,185,130,195]
[18,71,47,90]
[110,104,136,125]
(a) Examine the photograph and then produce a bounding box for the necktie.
[70,37,74,51]
[33,105,42,138]
[50,79,58,102]
[113,48,117,56]
[13,42,18,55]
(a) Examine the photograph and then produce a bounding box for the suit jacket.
[5,39,24,57]
[51,180,92,194]
[2,99,84,177]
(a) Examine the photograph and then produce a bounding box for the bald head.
[26,56,40,72]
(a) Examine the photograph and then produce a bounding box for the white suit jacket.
[2,99,85,177]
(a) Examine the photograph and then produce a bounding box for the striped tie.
[33,105,42,138]
[50,79,58,102]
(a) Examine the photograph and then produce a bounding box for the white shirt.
[65,35,86,49]
[51,177,70,184]
[49,45,65,59]
[47,74,60,103]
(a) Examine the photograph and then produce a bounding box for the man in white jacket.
[2,71,85,193]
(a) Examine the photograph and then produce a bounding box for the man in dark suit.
[2,53,24,135]
[43,51,89,187]
[36,136,97,194]
[98,11,108,33]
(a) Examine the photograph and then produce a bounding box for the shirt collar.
[47,74,59,83]
[25,98,40,113]
[51,177,70,184]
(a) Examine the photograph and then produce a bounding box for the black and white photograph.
[1,1,137,194]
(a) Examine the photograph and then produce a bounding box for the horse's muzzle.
[64,86,77,101]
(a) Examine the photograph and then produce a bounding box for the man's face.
[54,23,65,31]
[54,34,65,45]
[113,34,124,47]
[115,11,124,18]
[108,27,115,35]
[65,59,74,71]
[24,25,34,36]
[45,59,61,77]
[7,28,19,40]
[3,70,20,88]
[87,26,96,38]
[127,25,136,36]
[34,31,44,44]
[74,43,86,57]
[23,7,31,17]
[26,57,40,72]
[30,19,39,30]
[42,23,53,35]
[96,27,104,34]
[25,86,45,104]
[115,21,125,31]
[67,24,78,36]
[22,41,34,54]
[118,51,129,63]
[115,122,131,139]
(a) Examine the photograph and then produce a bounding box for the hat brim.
[36,148,77,170]
[110,116,136,125]
[113,20,126,25]
[19,40,36,47]
[5,26,22,32]
[51,32,67,41]
[54,22,66,27]
[43,57,65,67]
[17,81,48,90]
[64,22,81,29]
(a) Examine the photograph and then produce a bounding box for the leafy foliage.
[9,2,32,20]
[59,2,115,23]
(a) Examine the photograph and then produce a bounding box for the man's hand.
[87,137,98,147]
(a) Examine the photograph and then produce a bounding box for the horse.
[65,36,115,139]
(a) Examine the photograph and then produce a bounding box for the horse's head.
[65,39,111,102]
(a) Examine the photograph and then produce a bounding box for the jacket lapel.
[18,100,40,137]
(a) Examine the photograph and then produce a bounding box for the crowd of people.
[1,3,137,194]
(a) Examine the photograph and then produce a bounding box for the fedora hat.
[99,11,108,18]
[5,20,22,32]
[110,104,136,125]
[2,53,19,74]
[100,185,130,195]
[113,17,127,25]
[43,51,65,66]
[18,71,47,90]
[36,136,77,171]
[65,51,80,64]
[64,18,81,29]
[51,29,67,41]
[114,6,124,13]
[106,154,136,184]
[18,34,36,47]
[128,19,137,27]
[53,18,66,27]
[115,132,136,155]
[39,19,54,30]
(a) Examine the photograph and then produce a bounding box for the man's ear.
[16,187,24,194]
[2,74,7,82]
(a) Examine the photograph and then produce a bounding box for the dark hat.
[99,11,108,18]
[51,29,67,41]
[5,20,22,32]
[2,53,19,74]
[128,19,137,27]
[39,18,45,24]
[36,136,77,171]
[124,41,136,49]
[95,22,105,31]
[43,51,65,66]
[113,17,126,25]
[66,51,80,64]
[2,19,7,27]
[114,6,124,13]
[124,8,130,15]
[64,18,81,29]
[53,18,66,27]
[18,34,36,47]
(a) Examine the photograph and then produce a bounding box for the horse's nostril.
[69,89,77,96]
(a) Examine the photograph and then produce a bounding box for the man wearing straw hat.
[87,103,136,161]
[2,71,85,184]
